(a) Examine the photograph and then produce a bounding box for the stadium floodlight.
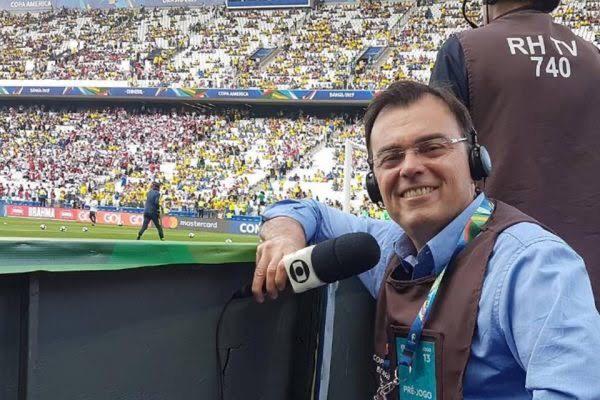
[343,140,367,214]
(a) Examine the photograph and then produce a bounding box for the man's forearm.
[259,216,306,245]
[254,216,308,302]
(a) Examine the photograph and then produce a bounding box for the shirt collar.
[393,193,487,278]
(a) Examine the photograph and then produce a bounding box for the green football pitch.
[0,216,259,243]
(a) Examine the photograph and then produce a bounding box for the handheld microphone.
[234,232,381,298]
[285,231,380,293]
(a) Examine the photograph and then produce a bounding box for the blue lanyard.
[397,197,495,369]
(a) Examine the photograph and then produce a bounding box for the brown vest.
[457,10,600,307]
[373,201,541,400]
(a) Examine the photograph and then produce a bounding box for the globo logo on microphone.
[289,259,310,283]
[282,233,380,294]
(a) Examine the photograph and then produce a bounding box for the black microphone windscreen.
[311,232,381,283]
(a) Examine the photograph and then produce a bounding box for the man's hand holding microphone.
[251,217,381,303]
[252,217,306,302]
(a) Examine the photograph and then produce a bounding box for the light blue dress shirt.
[263,194,600,399]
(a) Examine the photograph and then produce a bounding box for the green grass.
[0,216,259,243]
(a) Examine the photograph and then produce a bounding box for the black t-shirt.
[429,34,470,108]
[144,189,160,215]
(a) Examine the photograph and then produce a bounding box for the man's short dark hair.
[364,80,475,161]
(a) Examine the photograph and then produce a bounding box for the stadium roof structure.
[0,238,257,273]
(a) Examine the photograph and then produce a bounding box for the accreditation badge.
[390,326,443,400]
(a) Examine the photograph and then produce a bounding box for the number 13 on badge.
[396,338,436,400]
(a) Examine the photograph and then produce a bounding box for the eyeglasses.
[370,136,468,170]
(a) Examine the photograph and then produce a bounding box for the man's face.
[370,95,475,248]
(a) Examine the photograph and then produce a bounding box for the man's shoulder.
[431,34,459,60]
[483,220,587,306]
[485,199,577,261]
[455,21,506,44]
[498,221,561,249]
[489,198,556,241]
[491,221,583,269]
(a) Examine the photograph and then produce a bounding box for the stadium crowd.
[1,0,596,89]
[0,104,364,217]
[239,0,412,89]
[1,0,598,218]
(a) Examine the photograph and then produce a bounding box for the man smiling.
[366,93,476,252]
[253,81,600,399]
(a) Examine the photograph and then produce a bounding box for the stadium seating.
[0,104,359,216]
[1,0,598,217]
[1,0,596,89]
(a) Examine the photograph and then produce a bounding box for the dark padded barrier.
[0,275,24,400]
[0,263,323,400]
[328,276,377,399]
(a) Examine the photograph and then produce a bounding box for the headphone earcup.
[365,170,383,204]
[469,144,492,181]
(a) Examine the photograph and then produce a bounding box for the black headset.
[365,129,492,204]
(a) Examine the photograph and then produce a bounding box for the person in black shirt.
[429,0,600,306]
[136,182,164,241]
[429,0,562,106]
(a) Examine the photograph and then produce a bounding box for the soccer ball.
[60,226,67,232]
[117,221,123,226]
[188,232,195,238]
[225,238,233,243]
[82,227,88,232]
[40,224,46,230]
